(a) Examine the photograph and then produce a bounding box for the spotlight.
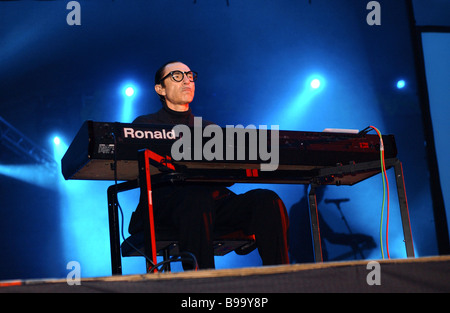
[120,81,139,122]
[125,86,135,97]
[53,136,61,145]
[396,79,406,89]
[310,79,321,89]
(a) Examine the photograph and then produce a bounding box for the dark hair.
[155,60,182,104]
[155,60,182,86]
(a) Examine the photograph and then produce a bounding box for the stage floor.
[1,256,449,293]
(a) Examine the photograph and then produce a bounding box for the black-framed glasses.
[159,70,198,83]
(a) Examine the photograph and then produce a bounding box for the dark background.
[0,0,448,280]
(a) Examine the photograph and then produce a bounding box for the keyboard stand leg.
[138,149,158,272]
[309,184,323,262]
[107,180,139,275]
[392,159,415,257]
[107,186,122,275]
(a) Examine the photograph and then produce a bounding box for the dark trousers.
[129,184,290,269]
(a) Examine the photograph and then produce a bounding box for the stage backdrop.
[0,0,444,279]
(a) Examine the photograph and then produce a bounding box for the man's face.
[155,62,195,110]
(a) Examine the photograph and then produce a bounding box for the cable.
[379,147,386,260]
[368,126,391,260]
[148,251,199,273]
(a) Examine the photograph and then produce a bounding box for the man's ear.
[154,84,166,96]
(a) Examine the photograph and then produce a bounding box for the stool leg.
[163,248,171,272]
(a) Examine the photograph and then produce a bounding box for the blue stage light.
[51,135,68,164]
[120,81,139,123]
[53,136,61,145]
[125,86,135,97]
[310,78,321,89]
[274,74,326,129]
[307,75,325,91]
[122,83,137,98]
[396,79,406,89]
[0,164,56,189]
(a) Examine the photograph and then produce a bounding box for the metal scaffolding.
[0,115,55,166]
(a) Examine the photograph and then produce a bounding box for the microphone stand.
[324,198,365,259]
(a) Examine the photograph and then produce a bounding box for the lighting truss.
[0,115,55,166]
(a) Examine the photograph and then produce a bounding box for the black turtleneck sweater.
[132,103,213,127]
